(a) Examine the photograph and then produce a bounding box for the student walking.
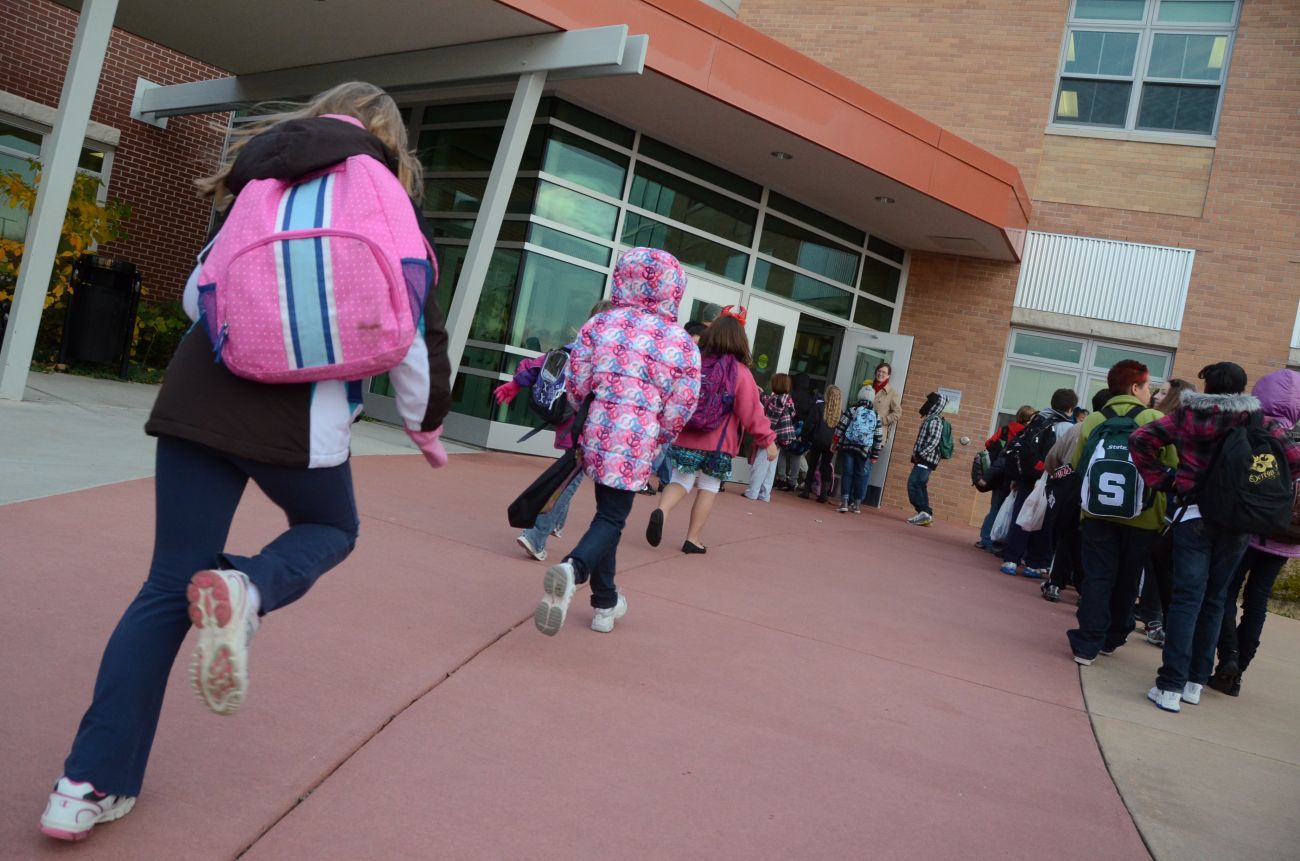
[534,247,700,636]
[39,83,451,842]
[745,372,795,502]
[798,385,842,503]
[906,391,949,526]
[495,300,614,561]
[833,386,884,513]
[1130,362,1300,713]
[1066,362,1175,665]
[649,308,775,552]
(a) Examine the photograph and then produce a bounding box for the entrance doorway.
[833,329,914,506]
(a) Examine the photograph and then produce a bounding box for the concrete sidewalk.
[1,374,1296,859]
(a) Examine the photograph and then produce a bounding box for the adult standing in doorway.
[872,362,903,445]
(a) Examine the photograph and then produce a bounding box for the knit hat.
[856,385,874,404]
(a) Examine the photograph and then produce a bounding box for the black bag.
[1004,415,1057,484]
[1197,413,1294,536]
[971,449,991,488]
[507,397,591,529]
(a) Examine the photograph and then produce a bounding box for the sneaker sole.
[1073,655,1095,666]
[188,571,249,716]
[516,535,546,561]
[534,564,574,637]
[40,796,136,841]
[646,509,664,547]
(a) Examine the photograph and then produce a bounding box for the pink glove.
[407,426,448,469]
[493,381,521,404]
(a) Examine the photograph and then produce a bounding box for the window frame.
[1048,0,1240,144]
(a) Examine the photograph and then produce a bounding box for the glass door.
[834,329,914,506]
[678,271,741,326]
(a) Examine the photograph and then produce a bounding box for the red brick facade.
[740,0,1300,522]
[0,0,227,304]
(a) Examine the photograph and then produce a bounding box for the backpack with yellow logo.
[1197,413,1294,535]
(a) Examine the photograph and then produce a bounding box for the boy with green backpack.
[1066,360,1177,667]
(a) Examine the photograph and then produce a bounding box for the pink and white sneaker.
[40,776,136,841]
[188,569,259,716]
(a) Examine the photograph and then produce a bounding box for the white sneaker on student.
[1182,682,1203,705]
[1147,686,1182,713]
[40,777,136,841]
[906,512,925,524]
[516,533,547,561]
[590,593,628,633]
[188,569,259,716]
[534,561,576,636]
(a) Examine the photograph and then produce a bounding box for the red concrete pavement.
[0,452,1147,859]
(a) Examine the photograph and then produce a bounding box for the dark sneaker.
[1041,583,1061,602]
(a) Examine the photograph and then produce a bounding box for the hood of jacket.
[227,115,399,195]
[610,247,686,321]
[1180,390,1261,414]
[1251,369,1300,429]
[924,393,949,419]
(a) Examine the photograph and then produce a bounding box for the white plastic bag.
[991,492,1017,542]
[1016,474,1050,532]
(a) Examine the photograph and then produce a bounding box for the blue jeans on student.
[1001,485,1053,570]
[64,436,360,796]
[567,482,635,610]
[652,446,671,488]
[979,483,1009,545]
[1157,517,1250,693]
[520,471,583,552]
[839,450,872,505]
[1068,519,1157,659]
[906,464,932,514]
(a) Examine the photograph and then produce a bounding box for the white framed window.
[0,114,114,242]
[1051,0,1239,140]
[994,328,1173,429]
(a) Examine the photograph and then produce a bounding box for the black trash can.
[59,254,142,379]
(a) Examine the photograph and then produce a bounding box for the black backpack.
[1197,413,1294,535]
[1004,415,1058,484]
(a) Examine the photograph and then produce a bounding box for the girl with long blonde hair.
[799,384,842,503]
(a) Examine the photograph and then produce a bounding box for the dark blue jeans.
[64,436,360,796]
[1068,519,1157,658]
[1158,518,1250,692]
[979,483,1010,545]
[567,482,635,610]
[838,450,872,504]
[906,464,932,514]
[1001,484,1054,569]
[1217,546,1288,672]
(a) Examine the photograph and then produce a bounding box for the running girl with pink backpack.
[39,82,451,842]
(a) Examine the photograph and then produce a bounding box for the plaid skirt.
[667,444,732,482]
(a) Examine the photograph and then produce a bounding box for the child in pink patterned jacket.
[533,248,701,636]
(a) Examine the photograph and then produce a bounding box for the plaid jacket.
[1129,391,1300,495]
[911,394,949,468]
[763,391,797,447]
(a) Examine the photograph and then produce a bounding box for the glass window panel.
[0,122,42,156]
[466,248,524,344]
[427,218,476,240]
[422,101,510,124]
[1055,78,1132,126]
[859,257,901,303]
[1136,83,1219,133]
[1000,365,1080,413]
[1073,0,1147,20]
[637,136,762,201]
[621,213,749,283]
[78,149,105,174]
[760,217,859,286]
[534,180,618,239]
[369,372,396,398]
[497,221,528,242]
[1065,31,1139,76]
[460,345,506,372]
[1149,33,1227,80]
[544,100,635,148]
[450,372,495,420]
[750,318,785,392]
[687,298,724,325]
[767,192,865,246]
[510,252,607,352]
[542,127,628,198]
[1092,344,1170,378]
[852,297,894,332]
[432,244,468,317]
[867,235,906,265]
[0,151,37,241]
[629,163,757,245]
[527,223,611,266]
[424,176,488,213]
[417,127,503,172]
[1012,332,1085,364]
[1157,1,1235,24]
[752,260,853,319]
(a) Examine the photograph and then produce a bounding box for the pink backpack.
[196,115,437,383]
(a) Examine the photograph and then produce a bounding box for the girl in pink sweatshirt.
[646,309,777,553]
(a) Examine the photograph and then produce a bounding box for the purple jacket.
[1250,369,1300,558]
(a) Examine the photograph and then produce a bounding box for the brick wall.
[0,0,228,304]
[740,0,1300,519]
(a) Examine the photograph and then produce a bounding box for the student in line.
[39,82,451,842]
[746,372,795,502]
[798,385,842,503]
[833,385,884,513]
[906,391,949,526]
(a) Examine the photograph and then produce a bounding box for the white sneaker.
[917,513,934,527]
[550,527,563,539]
[591,593,628,633]
[534,561,576,636]
[1182,682,1203,705]
[40,777,136,841]
[188,569,259,716]
[1147,686,1182,713]
[906,512,925,524]
[516,533,547,561]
